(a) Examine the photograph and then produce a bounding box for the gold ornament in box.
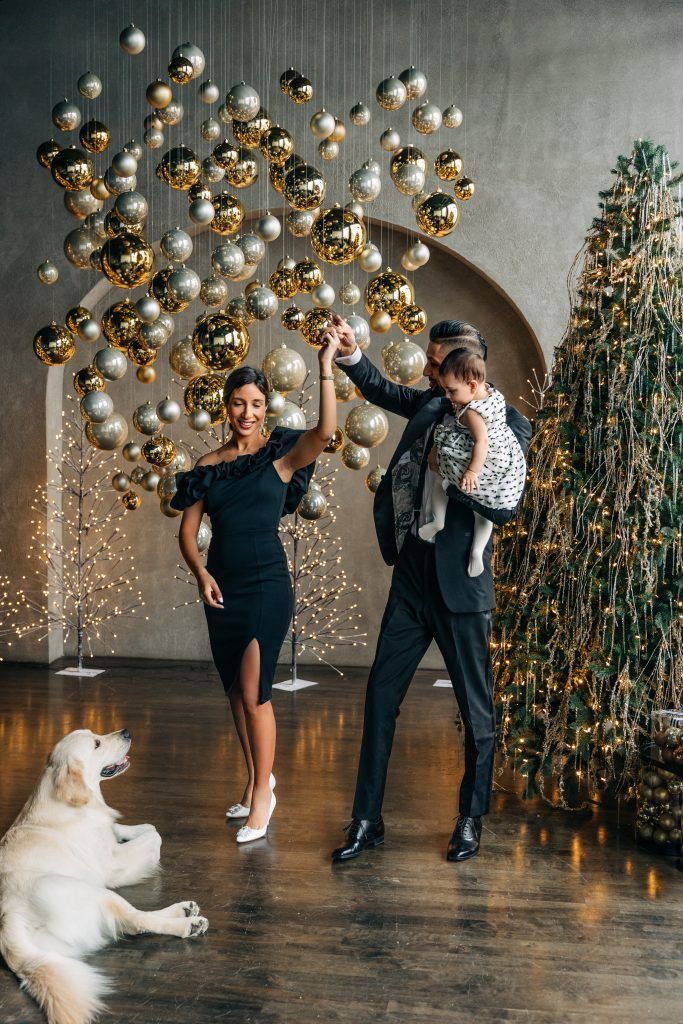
[434,149,463,182]
[310,206,366,266]
[142,435,177,467]
[101,232,154,288]
[184,373,227,424]
[281,304,304,331]
[34,322,76,366]
[211,191,244,234]
[300,308,333,347]
[73,365,105,396]
[364,269,414,317]
[192,312,250,371]
[415,191,460,237]
[158,145,201,190]
[101,300,141,348]
[293,258,323,293]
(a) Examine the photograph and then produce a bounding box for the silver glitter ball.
[200,117,222,142]
[84,210,107,239]
[167,266,201,303]
[78,71,102,100]
[358,244,382,273]
[341,441,370,470]
[237,233,266,265]
[140,321,168,349]
[443,105,463,128]
[311,282,335,307]
[196,521,212,552]
[158,99,184,126]
[339,281,360,305]
[37,259,59,285]
[246,286,278,320]
[349,102,370,126]
[200,274,229,307]
[347,314,370,349]
[201,156,225,184]
[267,391,286,414]
[144,127,165,149]
[309,108,335,138]
[375,76,407,110]
[125,139,144,160]
[286,209,316,236]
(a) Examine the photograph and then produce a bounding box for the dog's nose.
[121,729,131,741]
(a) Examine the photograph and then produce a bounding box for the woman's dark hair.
[223,365,270,405]
[439,348,486,384]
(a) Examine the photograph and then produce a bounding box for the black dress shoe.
[447,815,482,862]
[331,818,384,862]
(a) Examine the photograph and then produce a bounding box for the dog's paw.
[182,901,200,917]
[186,915,209,937]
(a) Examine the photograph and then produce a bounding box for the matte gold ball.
[281,305,304,331]
[364,269,414,317]
[396,304,427,334]
[34,322,76,366]
[79,120,110,154]
[101,232,154,288]
[137,365,157,384]
[142,435,177,467]
[146,79,173,109]
[300,307,333,347]
[192,312,250,370]
[73,365,106,396]
[90,176,110,200]
[454,176,475,200]
[283,163,326,210]
[329,118,346,142]
[310,206,366,265]
[434,150,464,182]
[51,147,94,190]
[184,372,227,424]
[369,310,392,333]
[294,259,323,293]
[158,145,201,189]
[211,191,244,234]
[101,300,142,348]
[323,427,344,453]
[415,191,460,236]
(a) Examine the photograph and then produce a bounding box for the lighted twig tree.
[495,139,683,806]
[9,398,146,671]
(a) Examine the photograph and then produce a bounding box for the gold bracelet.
[320,374,334,380]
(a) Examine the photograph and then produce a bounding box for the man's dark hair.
[428,319,488,361]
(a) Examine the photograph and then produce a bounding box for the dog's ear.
[53,759,91,806]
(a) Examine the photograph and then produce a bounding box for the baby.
[419,348,527,577]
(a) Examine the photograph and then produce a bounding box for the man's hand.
[330,314,358,358]
[460,469,479,494]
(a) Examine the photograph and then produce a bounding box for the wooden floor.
[0,659,681,1024]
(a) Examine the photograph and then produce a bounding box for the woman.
[170,333,340,842]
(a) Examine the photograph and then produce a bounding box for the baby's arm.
[460,409,489,494]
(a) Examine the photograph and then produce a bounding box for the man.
[327,316,532,863]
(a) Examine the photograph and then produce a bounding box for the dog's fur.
[0,729,208,1024]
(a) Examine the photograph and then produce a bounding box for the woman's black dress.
[170,427,314,703]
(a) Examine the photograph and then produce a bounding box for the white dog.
[0,728,208,1024]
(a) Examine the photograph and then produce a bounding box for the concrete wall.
[1,0,680,670]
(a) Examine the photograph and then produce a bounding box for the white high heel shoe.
[226,773,275,819]
[235,791,276,844]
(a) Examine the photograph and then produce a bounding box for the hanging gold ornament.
[101,232,154,288]
[104,210,145,237]
[364,269,414,317]
[90,177,109,200]
[288,75,313,103]
[333,365,356,402]
[281,304,304,331]
[33,322,76,366]
[415,191,460,237]
[300,307,333,347]
[381,338,427,384]
[184,372,227,424]
[269,267,298,298]
[192,312,250,370]
[210,191,244,234]
[293,258,323,293]
[329,118,346,142]
[365,466,385,493]
[268,161,286,193]
[158,145,200,189]
[454,176,475,200]
[65,305,91,333]
[233,108,271,148]
[146,79,173,109]
[127,337,157,366]
[226,147,258,188]
[137,365,157,384]
[212,139,239,170]
[434,149,463,182]
[324,427,344,454]
[390,145,426,182]
[297,486,327,520]
[73,365,105,396]
[283,163,326,210]
[345,402,389,448]
[310,206,366,265]
[279,67,299,93]
[341,441,370,470]
[37,139,61,168]
[262,344,307,393]
[120,490,141,510]
[101,299,141,349]
[142,435,177,467]
[168,56,194,85]
[225,295,255,325]
[369,310,392,333]
[260,125,294,164]
[396,303,427,334]
[79,120,110,154]
[51,147,94,190]
[148,267,189,313]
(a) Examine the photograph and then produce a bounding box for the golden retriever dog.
[0,728,208,1024]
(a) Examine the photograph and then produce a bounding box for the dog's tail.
[1,914,110,1024]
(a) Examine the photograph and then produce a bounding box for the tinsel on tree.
[495,139,683,806]
[7,397,146,669]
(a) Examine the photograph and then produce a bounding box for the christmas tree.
[495,139,683,806]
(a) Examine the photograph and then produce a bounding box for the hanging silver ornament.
[359,244,382,273]
[345,201,365,220]
[171,42,205,78]
[78,72,102,100]
[382,337,427,384]
[64,188,102,220]
[255,212,281,242]
[412,101,442,134]
[94,346,128,381]
[201,156,225,184]
[380,127,401,152]
[140,321,168,349]
[341,441,370,470]
[157,397,182,423]
[64,226,97,269]
[218,103,232,124]
[298,487,328,520]
[267,391,286,415]
[130,466,145,485]
[200,117,221,142]
[158,99,184,125]
[144,113,163,130]
[310,108,335,138]
[196,520,212,552]
[212,241,245,278]
[114,190,147,223]
[262,344,308,393]
[200,274,229,307]
[112,472,131,493]
[318,138,339,161]
[312,282,335,307]
[443,105,463,128]
[144,127,165,149]
[161,227,193,263]
[37,259,59,284]
[135,296,161,323]
[133,402,161,435]
[84,210,107,239]
[286,209,316,237]
[278,255,297,271]
[80,391,114,423]
[52,99,82,132]
[112,150,137,177]
[349,167,381,202]
[78,318,101,343]
[125,139,143,160]
[168,266,201,303]
[86,413,128,451]
[266,399,307,432]
[393,163,426,196]
[104,167,136,196]
[119,23,145,55]
[398,66,427,99]
[157,312,175,338]
[339,281,360,305]
[169,336,204,379]
[226,82,260,121]
[189,197,215,224]
[362,158,381,176]
[365,466,385,493]
[375,76,407,110]
[188,408,211,431]
[142,471,161,492]
[246,286,278,320]
[350,102,370,126]
[407,240,430,267]
[237,233,266,265]
[199,79,220,104]
[347,314,371,350]
[122,441,141,462]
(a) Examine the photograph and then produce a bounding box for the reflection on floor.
[0,659,680,1024]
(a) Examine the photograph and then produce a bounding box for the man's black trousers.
[352,532,496,821]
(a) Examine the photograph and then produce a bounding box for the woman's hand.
[318,324,341,370]
[197,569,223,609]
[460,469,479,494]
[330,314,357,357]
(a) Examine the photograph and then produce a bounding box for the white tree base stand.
[434,677,452,688]
[55,666,106,677]
[273,677,319,692]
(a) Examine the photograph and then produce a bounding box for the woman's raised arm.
[276,327,341,475]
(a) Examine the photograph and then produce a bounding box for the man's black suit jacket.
[340,352,532,613]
